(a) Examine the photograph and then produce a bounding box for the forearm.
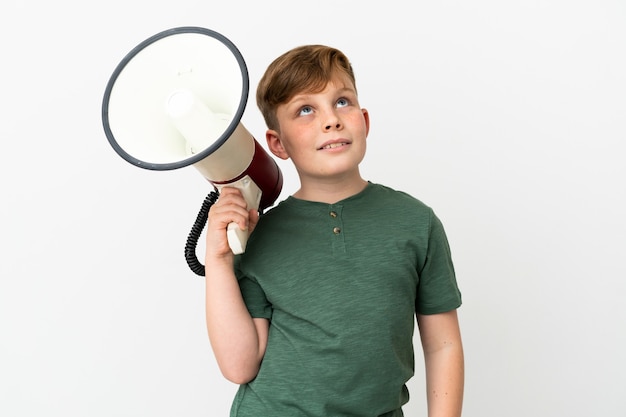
[424,342,464,417]
[205,258,265,384]
[418,310,464,417]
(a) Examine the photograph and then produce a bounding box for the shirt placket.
[328,204,346,254]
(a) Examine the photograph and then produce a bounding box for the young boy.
[205,44,464,417]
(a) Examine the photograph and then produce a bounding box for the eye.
[298,106,313,116]
[336,98,349,108]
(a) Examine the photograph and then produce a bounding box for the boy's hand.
[205,187,260,261]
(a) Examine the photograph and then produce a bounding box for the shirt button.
[330,211,337,218]
[333,227,341,234]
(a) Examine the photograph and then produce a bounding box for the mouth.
[318,141,350,150]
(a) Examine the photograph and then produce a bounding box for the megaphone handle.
[216,177,262,255]
[184,178,262,276]
[227,223,248,255]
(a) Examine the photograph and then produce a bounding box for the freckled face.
[267,75,370,182]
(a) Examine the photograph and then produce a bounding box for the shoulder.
[365,182,427,204]
[363,182,434,218]
[256,196,298,224]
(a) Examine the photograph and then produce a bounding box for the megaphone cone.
[102,27,283,274]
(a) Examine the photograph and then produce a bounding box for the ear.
[362,108,370,137]
[266,129,290,160]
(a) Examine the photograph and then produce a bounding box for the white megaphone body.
[101,27,283,270]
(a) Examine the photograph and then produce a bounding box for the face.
[266,74,370,185]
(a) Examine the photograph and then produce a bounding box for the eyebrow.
[289,86,356,106]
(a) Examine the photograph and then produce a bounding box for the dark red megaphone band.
[209,139,283,213]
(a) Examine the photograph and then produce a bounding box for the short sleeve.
[415,210,462,315]
[234,256,273,319]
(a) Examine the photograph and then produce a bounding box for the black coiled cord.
[184,190,220,276]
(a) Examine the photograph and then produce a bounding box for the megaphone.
[102,27,283,275]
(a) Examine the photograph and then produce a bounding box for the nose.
[324,111,342,131]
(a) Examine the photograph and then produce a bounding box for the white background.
[1,1,624,416]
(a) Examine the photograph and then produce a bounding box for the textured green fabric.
[230,183,461,417]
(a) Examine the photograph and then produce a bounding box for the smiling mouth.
[320,142,349,150]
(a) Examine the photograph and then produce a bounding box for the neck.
[293,174,368,204]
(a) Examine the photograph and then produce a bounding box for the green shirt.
[231,183,461,417]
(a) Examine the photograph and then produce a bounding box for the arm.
[417,309,464,417]
[204,187,269,384]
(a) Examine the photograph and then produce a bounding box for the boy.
[205,44,464,417]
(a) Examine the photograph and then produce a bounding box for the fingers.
[206,187,253,258]
[214,187,251,228]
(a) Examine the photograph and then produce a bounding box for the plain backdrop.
[1,1,624,416]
